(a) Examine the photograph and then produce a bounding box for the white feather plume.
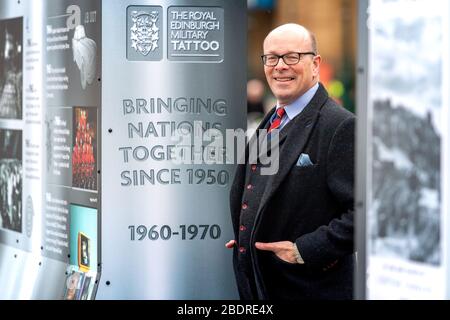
[72,25,97,90]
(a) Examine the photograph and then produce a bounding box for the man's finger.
[255,242,277,251]
[225,240,236,248]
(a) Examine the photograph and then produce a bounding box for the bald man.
[227,24,355,300]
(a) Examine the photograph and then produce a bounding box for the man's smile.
[274,77,295,82]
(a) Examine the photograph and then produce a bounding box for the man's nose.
[274,57,289,70]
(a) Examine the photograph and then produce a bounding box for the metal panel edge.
[355,0,369,301]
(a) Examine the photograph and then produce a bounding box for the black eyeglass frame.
[260,52,317,66]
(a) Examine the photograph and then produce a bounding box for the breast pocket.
[290,163,321,177]
[287,164,322,190]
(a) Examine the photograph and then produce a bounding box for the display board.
[0,0,49,299]
[358,0,450,299]
[98,0,245,299]
[44,0,101,300]
[0,0,245,299]
[0,6,26,247]
[0,0,101,300]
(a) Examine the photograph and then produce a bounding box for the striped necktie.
[268,107,286,133]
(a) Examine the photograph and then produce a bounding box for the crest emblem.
[130,11,159,56]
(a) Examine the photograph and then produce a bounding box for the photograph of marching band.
[72,107,97,191]
[0,17,22,120]
[0,128,22,232]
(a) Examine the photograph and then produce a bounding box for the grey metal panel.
[99,0,246,299]
[355,0,369,300]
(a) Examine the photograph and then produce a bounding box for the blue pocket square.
[296,153,314,167]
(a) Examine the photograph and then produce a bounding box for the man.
[226,23,355,300]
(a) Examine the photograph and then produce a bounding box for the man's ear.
[312,55,322,77]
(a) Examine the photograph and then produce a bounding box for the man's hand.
[255,241,299,264]
[225,240,236,249]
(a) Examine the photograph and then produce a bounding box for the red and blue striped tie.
[268,107,285,133]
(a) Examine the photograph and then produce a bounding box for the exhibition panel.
[0,0,245,299]
[356,0,450,299]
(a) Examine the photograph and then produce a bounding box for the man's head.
[262,23,321,107]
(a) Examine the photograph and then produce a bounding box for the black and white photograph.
[0,128,22,233]
[78,231,90,272]
[369,2,443,266]
[0,17,22,120]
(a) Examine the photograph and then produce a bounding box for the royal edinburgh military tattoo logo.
[130,11,159,55]
[127,6,162,61]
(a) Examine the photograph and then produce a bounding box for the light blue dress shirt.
[268,82,319,130]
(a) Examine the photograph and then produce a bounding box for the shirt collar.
[276,82,319,121]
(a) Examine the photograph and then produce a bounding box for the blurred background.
[246,0,357,133]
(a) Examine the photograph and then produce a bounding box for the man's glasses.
[261,52,316,67]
